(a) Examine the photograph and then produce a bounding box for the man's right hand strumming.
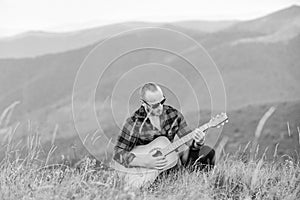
[130,152,168,170]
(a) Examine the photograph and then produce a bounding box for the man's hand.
[130,151,168,170]
[193,128,206,146]
[142,151,168,170]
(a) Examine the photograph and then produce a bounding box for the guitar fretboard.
[162,123,209,155]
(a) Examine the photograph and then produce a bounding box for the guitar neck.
[162,123,209,155]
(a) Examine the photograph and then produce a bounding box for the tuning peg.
[225,120,229,123]
[217,125,221,128]
[221,122,224,126]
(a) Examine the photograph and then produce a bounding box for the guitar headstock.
[208,112,229,128]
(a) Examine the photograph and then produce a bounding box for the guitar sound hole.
[152,149,163,157]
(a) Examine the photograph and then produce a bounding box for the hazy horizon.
[1,0,300,38]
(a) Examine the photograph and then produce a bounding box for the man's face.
[143,90,164,116]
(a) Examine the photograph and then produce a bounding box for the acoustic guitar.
[111,113,228,188]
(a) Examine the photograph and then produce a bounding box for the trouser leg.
[183,145,215,171]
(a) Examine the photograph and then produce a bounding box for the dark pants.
[151,145,215,187]
[182,145,215,171]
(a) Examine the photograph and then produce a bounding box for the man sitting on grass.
[113,82,215,173]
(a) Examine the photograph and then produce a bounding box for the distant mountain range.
[0,21,238,59]
[0,5,299,124]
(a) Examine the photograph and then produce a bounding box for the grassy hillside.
[0,133,299,200]
[0,99,299,166]
[0,99,299,199]
[0,5,299,199]
[0,31,299,117]
[0,100,299,199]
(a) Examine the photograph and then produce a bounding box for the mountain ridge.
[0,5,299,125]
[1,5,299,58]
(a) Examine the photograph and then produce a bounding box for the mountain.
[229,5,300,43]
[0,5,299,112]
[172,20,238,33]
[0,22,148,59]
[232,5,300,34]
[0,20,237,59]
[0,5,299,160]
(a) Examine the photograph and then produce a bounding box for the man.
[113,82,215,172]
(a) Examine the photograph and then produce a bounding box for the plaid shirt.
[113,104,193,167]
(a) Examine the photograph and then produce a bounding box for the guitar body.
[111,136,179,188]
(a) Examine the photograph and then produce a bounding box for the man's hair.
[139,82,162,100]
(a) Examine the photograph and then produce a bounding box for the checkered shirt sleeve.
[113,117,138,168]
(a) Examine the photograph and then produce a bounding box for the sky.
[0,0,300,37]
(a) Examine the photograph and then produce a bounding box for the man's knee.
[199,145,215,165]
[187,145,215,164]
[200,145,215,156]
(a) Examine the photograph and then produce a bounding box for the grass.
[0,102,299,200]
[0,147,299,200]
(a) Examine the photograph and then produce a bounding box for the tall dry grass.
[0,102,299,200]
